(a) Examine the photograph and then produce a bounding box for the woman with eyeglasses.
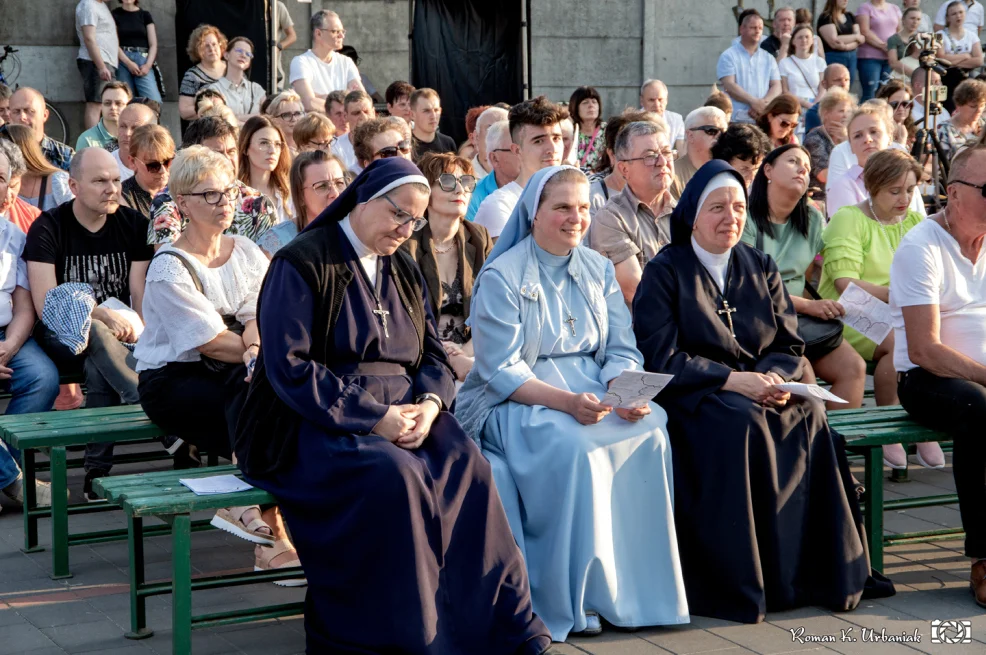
[178,25,228,123]
[206,36,266,125]
[121,124,174,218]
[352,117,413,170]
[136,145,306,586]
[875,80,914,144]
[401,153,490,384]
[292,113,335,153]
[258,150,348,257]
[264,90,306,156]
[756,94,803,148]
[238,116,293,223]
[936,78,986,162]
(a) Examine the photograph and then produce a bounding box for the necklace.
[432,239,457,254]
[867,198,904,254]
[537,262,579,337]
[943,210,953,233]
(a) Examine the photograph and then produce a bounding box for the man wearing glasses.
[590,120,678,304]
[466,119,520,223]
[670,106,728,199]
[206,37,266,125]
[290,10,364,114]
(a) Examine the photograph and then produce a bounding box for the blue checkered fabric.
[41,283,96,355]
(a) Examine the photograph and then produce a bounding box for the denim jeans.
[857,58,891,102]
[824,49,858,88]
[115,47,163,103]
[0,334,61,489]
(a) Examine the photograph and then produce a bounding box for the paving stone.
[568,632,672,654]
[637,623,738,654]
[16,599,105,628]
[3,622,58,652]
[40,618,131,653]
[707,620,830,654]
[197,624,304,655]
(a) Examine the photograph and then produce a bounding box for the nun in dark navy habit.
[632,160,894,624]
[233,158,552,655]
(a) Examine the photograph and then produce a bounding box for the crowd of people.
[2,2,986,653]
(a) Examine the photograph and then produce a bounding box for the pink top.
[857,2,902,60]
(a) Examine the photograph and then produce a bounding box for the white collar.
[691,235,731,290]
[340,215,380,285]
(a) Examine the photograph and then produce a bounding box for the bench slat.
[95,467,274,516]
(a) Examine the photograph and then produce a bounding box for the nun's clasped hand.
[723,371,791,408]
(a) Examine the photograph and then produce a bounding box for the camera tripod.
[909,45,950,212]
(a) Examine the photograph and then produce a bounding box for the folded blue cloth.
[41,283,96,355]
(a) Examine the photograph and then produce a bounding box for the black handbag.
[153,250,244,373]
[755,229,843,359]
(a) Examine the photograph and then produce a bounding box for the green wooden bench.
[95,467,304,653]
[0,405,217,579]
[828,405,960,571]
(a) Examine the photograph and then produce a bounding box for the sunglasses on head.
[689,125,723,137]
[437,173,477,193]
[136,157,173,174]
[373,141,412,159]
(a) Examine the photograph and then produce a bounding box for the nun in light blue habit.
[456,165,689,641]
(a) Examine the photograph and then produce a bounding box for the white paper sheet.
[774,383,848,404]
[837,282,893,345]
[601,371,674,409]
[98,298,145,338]
[179,475,254,496]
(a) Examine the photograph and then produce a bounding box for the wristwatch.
[415,393,443,411]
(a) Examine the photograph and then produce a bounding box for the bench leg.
[171,513,193,655]
[125,516,153,639]
[864,447,885,573]
[49,446,72,579]
[20,448,42,553]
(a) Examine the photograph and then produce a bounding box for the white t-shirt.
[112,150,135,182]
[75,0,119,67]
[662,110,686,146]
[134,236,269,372]
[890,218,986,371]
[0,219,29,329]
[473,181,523,238]
[778,55,827,103]
[934,1,985,32]
[289,50,360,96]
[332,133,361,175]
[938,28,980,55]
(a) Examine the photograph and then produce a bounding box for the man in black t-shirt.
[24,148,153,499]
[409,88,456,163]
[760,6,796,62]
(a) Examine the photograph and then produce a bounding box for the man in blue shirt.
[717,9,781,123]
[466,119,519,221]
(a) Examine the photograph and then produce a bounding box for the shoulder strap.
[154,249,204,294]
[755,225,764,251]
[790,57,819,98]
[38,175,49,211]
[804,280,823,300]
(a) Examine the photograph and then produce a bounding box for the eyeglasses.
[309,140,333,151]
[380,194,427,231]
[619,149,678,166]
[184,185,241,205]
[689,125,723,137]
[889,100,914,111]
[777,119,795,130]
[373,141,412,159]
[952,179,986,197]
[490,148,512,153]
[256,139,284,152]
[276,111,305,122]
[318,27,346,37]
[231,48,254,59]
[308,177,348,195]
[135,157,173,174]
[437,173,477,193]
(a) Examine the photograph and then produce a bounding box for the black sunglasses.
[437,173,477,193]
[689,125,723,137]
[889,100,914,110]
[135,157,174,174]
[373,140,412,159]
[953,179,986,197]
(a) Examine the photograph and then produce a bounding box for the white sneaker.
[2,477,55,507]
[581,611,602,636]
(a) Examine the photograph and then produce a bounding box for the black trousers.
[898,367,986,558]
[138,361,249,460]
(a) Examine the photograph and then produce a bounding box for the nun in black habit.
[632,160,893,624]
[233,158,551,654]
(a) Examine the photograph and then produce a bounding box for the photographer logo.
[930,619,972,644]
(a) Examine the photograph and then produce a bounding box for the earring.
[768,179,772,184]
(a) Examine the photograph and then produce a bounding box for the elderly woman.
[135,146,302,583]
[233,158,552,654]
[802,87,855,208]
[742,144,866,409]
[820,148,943,469]
[292,112,335,154]
[0,138,40,233]
[569,86,606,171]
[238,116,293,222]
[264,90,306,155]
[4,125,73,211]
[457,166,688,640]
[257,150,347,257]
[401,153,490,384]
[936,78,986,162]
[178,25,228,122]
[756,94,802,148]
[120,125,174,218]
[633,159,892,624]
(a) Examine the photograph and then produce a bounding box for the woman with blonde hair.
[803,87,855,207]
[121,124,174,217]
[292,113,335,153]
[264,90,306,155]
[178,25,228,121]
[238,116,293,222]
[3,125,73,211]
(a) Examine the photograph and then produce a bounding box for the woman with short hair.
[238,116,293,222]
[936,78,986,161]
[292,113,334,153]
[802,87,855,207]
[568,86,606,172]
[206,36,266,125]
[178,24,228,122]
[121,124,174,217]
[264,90,306,155]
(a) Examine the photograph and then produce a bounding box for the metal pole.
[409,0,415,83]
[270,0,278,93]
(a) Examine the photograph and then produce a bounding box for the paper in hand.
[837,282,892,345]
[99,298,145,338]
[773,383,848,404]
[180,475,254,496]
[601,371,673,409]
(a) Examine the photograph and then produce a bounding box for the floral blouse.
[936,120,979,164]
[147,180,278,246]
[576,121,607,172]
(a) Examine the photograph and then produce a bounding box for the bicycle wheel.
[44,103,69,145]
[0,52,21,86]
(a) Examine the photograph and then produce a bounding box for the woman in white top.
[780,25,829,114]
[206,36,266,125]
[936,1,985,112]
[135,146,304,585]
[237,115,294,223]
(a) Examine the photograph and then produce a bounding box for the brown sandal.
[210,506,275,546]
[254,541,307,587]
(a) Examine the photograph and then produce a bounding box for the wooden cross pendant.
[372,303,391,338]
[563,314,577,337]
[717,300,737,337]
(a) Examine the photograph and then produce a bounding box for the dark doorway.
[411,0,524,146]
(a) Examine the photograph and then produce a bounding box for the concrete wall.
[0,0,959,145]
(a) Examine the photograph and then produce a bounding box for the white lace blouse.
[134,235,269,372]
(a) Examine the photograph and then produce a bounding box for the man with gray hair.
[760,6,796,61]
[471,106,508,179]
[671,106,728,198]
[640,80,685,150]
[290,9,364,113]
[590,120,677,304]
[466,119,520,222]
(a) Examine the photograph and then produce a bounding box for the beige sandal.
[254,541,307,587]
[210,506,276,546]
